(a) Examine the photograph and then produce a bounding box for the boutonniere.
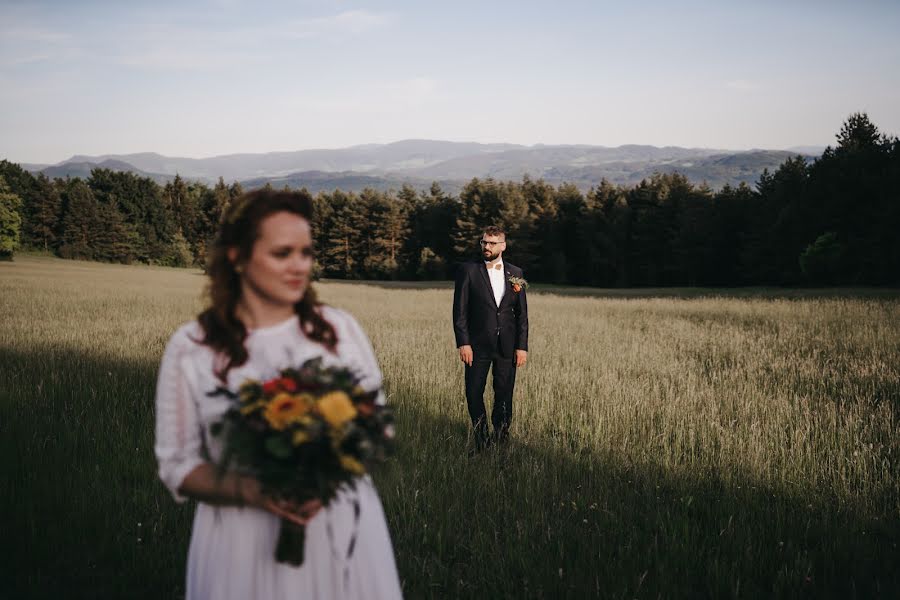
[508,276,528,293]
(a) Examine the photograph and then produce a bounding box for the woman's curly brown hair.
[198,188,337,381]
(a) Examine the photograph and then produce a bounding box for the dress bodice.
[154,306,384,502]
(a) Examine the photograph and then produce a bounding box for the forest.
[1,113,897,286]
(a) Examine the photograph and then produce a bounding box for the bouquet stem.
[275,519,306,566]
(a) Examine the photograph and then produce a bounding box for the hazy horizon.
[3,0,899,164]
[18,138,831,167]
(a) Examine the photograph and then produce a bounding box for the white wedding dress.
[155,307,403,600]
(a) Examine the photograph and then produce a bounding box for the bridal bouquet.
[209,357,395,566]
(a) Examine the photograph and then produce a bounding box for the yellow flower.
[339,454,366,475]
[264,393,310,430]
[292,430,310,446]
[317,391,357,428]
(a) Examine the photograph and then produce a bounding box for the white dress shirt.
[486,259,505,306]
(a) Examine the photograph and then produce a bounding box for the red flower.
[262,379,280,395]
[262,377,299,395]
[512,284,522,293]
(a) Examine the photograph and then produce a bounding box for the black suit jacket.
[452,260,529,358]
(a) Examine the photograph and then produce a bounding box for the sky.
[2,0,899,164]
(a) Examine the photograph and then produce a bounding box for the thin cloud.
[283,10,392,38]
[0,26,71,44]
[115,47,251,71]
[0,6,391,72]
[0,21,79,68]
[725,79,761,91]
[109,10,391,70]
[2,52,57,67]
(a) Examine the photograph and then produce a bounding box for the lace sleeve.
[154,326,206,503]
[333,309,387,406]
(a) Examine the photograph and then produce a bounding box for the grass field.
[2,255,899,599]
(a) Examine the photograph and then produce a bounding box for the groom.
[452,226,529,451]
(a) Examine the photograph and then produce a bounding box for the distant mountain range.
[21,139,826,193]
[29,159,172,185]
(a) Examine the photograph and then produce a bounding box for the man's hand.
[515,349,528,367]
[458,345,473,367]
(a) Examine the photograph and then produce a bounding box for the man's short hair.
[482,225,506,240]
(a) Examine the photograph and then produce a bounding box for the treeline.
[1,113,898,286]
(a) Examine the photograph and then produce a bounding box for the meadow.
[1,255,898,599]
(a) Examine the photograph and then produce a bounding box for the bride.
[154,189,403,599]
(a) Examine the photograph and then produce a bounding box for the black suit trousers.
[464,348,516,440]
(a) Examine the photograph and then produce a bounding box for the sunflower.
[317,391,357,428]
[264,393,310,430]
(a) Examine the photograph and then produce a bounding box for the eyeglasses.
[479,240,505,247]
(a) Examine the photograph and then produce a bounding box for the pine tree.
[586,180,626,286]
[624,174,681,286]
[672,183,716,285]
[555,183,595,285]
[836,112,884,154]
[517,176,557,279]
[361,188,409,278]
[163,175,203,265]
[453,178,503,260]
[94,201,140,263]
[405,183,457,279]
[58,179,100,260]
[23,174,61,251]
[319,190,363,278]
[711,183,755,285]
[0,176,23,260]
[92,170,175,263]
[206,177,231,227]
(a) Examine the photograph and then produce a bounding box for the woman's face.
[237,211,313,308]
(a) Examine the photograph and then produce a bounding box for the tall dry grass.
[1,255,897,598]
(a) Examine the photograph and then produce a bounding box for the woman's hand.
[239,477,323,525]
[177,467,324,525]
[263,497,324,526]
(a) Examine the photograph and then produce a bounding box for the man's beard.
[483,249,501,262]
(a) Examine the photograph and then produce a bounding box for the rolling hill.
[22,140,820,192]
